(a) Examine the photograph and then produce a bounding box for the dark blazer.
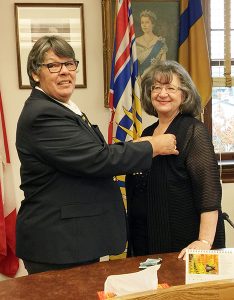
[16,88,152,264]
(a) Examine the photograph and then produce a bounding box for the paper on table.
[104,264,160,296]
[186,248,234,284]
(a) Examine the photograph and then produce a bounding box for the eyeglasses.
[151,84,181,94]
[38,60,79,73]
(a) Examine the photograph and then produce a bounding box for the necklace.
[142,35,156,47]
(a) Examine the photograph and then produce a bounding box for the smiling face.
[151,74,184,119]
[32,49,76,103]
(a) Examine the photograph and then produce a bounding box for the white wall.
[0,0,233,280]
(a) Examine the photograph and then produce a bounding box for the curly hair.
[141,60,201,118]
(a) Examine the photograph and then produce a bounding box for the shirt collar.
[35,86,82,116]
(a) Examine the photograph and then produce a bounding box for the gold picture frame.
[102,0,180,107]
[15,3,87,89]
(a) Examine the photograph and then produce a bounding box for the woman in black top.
[126,60,225,259]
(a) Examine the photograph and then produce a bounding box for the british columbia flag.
[108,0,142,145]
[108,0,142,202]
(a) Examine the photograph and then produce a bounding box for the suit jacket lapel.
[30,88,105,143]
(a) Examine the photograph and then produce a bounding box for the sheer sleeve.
[185,122,222,213]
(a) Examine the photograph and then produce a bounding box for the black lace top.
[126,114,225,256]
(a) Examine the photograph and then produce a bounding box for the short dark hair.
[141,60,202,117]
[27,35,76,87]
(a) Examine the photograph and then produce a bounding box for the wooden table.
[0,252,185,299]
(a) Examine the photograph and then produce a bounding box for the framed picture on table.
[14,3,87,89]
[102,0,180,107]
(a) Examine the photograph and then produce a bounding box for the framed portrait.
[102,0,180,107]
[14,3,87,89]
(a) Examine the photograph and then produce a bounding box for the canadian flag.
[0,91,19,277]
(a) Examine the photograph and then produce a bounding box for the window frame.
[202,0,234,183]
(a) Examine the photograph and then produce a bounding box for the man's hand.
[137,134,179,157]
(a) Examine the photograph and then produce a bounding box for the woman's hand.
[178,240,212,260]
[178,211,217,260]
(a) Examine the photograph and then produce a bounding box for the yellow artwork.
[189,253,219,275]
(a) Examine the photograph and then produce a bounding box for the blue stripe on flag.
[113,60,132,108]
[116,113,132,140]
[108,0,142,144]
[179,0,202,45]
[117,180,125,188]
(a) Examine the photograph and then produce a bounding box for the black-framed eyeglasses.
[151,84,181,94]
[38,60,79,73]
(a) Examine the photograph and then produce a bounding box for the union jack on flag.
[108,0,142,146]
[108,0,142,259]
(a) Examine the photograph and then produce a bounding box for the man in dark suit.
[16,35,178,274]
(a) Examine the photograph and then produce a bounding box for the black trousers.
[23,258,99,275]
